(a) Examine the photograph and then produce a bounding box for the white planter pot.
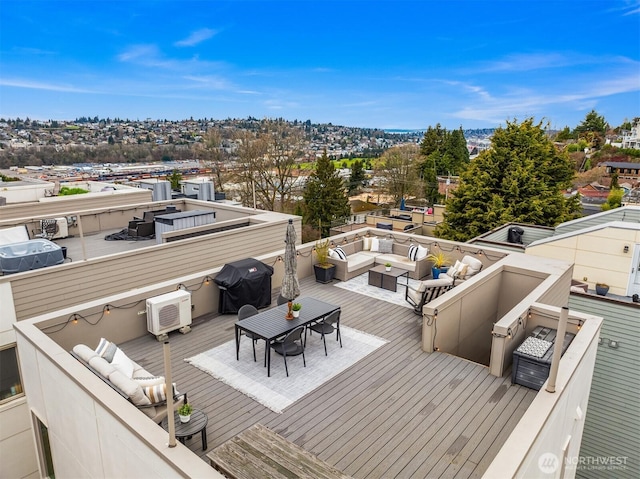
[385,267,392,272]
[179,414,191,423]
[292,311,300,318]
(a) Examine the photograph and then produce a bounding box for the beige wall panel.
[527,243,577,263]
[497,270,543,318]
[0,191,152,223]
[9,222,288,320]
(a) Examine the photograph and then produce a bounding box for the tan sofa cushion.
[375,253,416,271]
[346,252,376,272]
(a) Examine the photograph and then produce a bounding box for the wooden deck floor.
[121,275,537,479]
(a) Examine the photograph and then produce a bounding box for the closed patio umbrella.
[281,219,300,303]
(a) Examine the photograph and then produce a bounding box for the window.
[33,414,55,478]
[0,345,23,403]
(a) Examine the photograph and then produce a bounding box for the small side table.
[161,409,208,450]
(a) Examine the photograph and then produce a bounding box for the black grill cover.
[215,258,274,314]
[507,226,524,244]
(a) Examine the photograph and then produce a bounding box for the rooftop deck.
[121,275,536,478]
[56,227,156,260]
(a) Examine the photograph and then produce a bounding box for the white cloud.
[175,28,217,47]
[0,78,94,93]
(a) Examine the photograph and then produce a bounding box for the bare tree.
[234,130,268,208]
[198,128,229,192]
[377,144,422,207]
[232,120,305,212]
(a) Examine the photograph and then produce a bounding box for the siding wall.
[554,206,640,236]
[527,226,640,296]
[5,219,299,320]
[568,294,640,479]
[0,189,153,222]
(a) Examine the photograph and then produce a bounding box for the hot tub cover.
[0,239,64,275]
[215,258,274,313]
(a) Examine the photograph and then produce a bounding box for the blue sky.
[1,0,638,130]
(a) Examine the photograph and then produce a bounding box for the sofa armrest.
[326,258,347,281]
[412,257,434,280]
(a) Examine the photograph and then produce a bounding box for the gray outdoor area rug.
[185,326,387,413]
[333,272,421,309]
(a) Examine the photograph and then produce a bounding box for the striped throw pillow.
[408,244,418,261]
[333,246,347,260]
[143,383,177,404]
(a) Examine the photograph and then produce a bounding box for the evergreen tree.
[436,118,580,241]
[303,150,351,237]
[348,159,366,194]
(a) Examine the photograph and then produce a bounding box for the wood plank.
[207,424,352,479]
[119,275,537,478]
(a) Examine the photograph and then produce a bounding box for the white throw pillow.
[370,237,380,252]
[111,348,135,378]
[448,260,462,278]
[363,236,375,251]
[416,244,428,260]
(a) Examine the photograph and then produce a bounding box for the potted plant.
[595,283,609,296]
[427,251,450,279]
[292,302,302,318]
[178,403,193,423]
[385,262,392,272]
[313,238,336,283]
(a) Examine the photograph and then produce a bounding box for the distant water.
[384,129,424,134]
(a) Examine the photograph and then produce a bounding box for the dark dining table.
[235,297,340,376]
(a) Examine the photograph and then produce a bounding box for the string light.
[105,305,111,315]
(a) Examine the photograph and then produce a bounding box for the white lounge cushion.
[89,356,116,378]
[370,237,380,252]
[345,253,376,272]
[375,254,416,271]
[111,348,135,378]
[461,255,483,278]
[73,344,98,363]
[109,370,151,406]
[423,277,454,287]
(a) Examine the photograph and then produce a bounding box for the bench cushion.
[375,253,416,272]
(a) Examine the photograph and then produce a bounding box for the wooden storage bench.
[207,423,352,479]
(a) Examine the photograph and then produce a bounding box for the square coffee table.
[368,264,410,292]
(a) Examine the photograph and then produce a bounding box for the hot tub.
[0,239,65,275]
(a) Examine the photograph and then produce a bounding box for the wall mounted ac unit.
[146,290,192,340]
[52,217,69,239]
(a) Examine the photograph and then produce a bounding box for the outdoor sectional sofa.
[71,339,185,423]
[327,237,433,281]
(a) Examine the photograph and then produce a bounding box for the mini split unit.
[146,290,192,340]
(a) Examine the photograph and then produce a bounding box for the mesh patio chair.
[36,219,59,240]
[238,304,261,362]
[306,309,342,356]
[271,326,306,377]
